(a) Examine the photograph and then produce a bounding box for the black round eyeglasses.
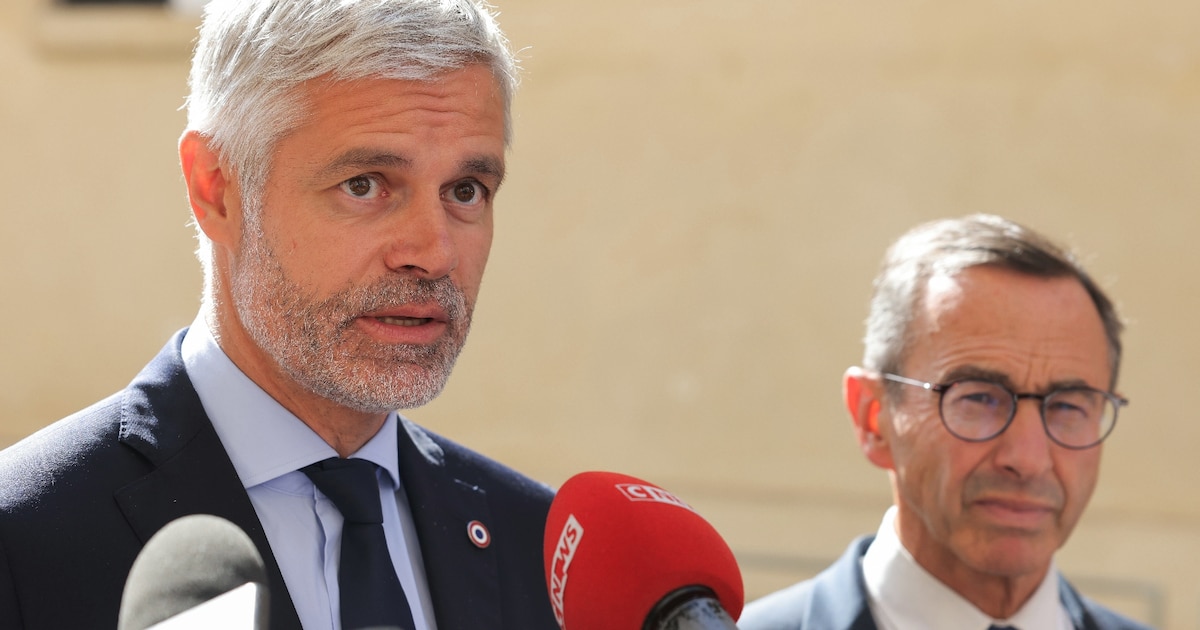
[881,373,1127,450]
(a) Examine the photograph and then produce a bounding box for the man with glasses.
[740,215,1149,630]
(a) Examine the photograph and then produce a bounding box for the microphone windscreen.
[118,514,267,630]
[543,471,743,630]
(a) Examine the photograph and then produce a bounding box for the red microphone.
[543,471,743,630]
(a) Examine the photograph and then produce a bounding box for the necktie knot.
[989,625,1019,630]
[302,457,384,525]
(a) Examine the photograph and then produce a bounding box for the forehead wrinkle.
[1013,337,1106,391]
[912,316,1108,396]
[928,338,1102,387]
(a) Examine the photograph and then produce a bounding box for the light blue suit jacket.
[739,536,1154,630]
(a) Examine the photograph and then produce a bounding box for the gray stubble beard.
[231,224,473,414]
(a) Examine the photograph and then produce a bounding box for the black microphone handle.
[643,585,738,630]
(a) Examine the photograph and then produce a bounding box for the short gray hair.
[864,214,1124,388]
[185,0,517,285]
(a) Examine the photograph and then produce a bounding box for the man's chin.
[968,537,1057,579]
[359,367,453,411]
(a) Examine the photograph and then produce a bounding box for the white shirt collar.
[862,505,1070,630]
[180,315,401,490]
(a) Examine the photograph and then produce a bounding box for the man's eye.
[340,176,382,199]
[962,392,999,406]
[449,181,486,205]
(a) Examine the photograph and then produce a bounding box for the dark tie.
[302,457,417,630]
[989,625,1019,630]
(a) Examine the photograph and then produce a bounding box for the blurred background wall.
[2,0,1197,626]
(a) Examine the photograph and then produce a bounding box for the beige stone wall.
[2,0,1197,627]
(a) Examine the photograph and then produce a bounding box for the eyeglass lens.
[941,380,1116,448]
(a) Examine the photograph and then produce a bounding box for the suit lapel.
[398,419,501,629]
[1058,575,1096,630]
[808,536,880,630]
[112,332,303,630]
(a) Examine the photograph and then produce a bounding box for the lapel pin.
[467,520,491,549]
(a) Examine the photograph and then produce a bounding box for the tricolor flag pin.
[467,520,491,548]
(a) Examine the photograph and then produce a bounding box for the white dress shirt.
[862,506,1071,630]
[181,316,438,630]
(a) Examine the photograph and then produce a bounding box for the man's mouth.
[374,315,434,327]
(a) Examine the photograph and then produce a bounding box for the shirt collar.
[862,505,1066,630]
[181,315,400,490]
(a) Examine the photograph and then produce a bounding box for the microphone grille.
[118,514,267,630]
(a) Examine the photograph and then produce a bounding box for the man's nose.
[382,194,458,280]
[992,399,1054,478]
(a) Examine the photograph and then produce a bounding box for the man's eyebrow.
[941,366,1013,388]
[318,149,412,179]
[941,366,1098,392]
[461,155,506,185]
[313,151,504,185]
[1044,377,1101,392]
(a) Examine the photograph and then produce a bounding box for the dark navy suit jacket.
[739,536,1153,630]
[0,330,559,630]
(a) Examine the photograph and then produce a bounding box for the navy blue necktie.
[303,457,417,630]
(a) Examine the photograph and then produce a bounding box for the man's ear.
[844,367,894,470]
[179,130,239,246]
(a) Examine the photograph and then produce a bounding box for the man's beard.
[230,229,472,414]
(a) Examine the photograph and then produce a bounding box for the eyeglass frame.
[879,372,1128,450]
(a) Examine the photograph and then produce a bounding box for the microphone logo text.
[615,483,694,511]
[548,514,584,627]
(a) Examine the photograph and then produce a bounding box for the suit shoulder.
[739,536,875,630]
[1075,591,1155,630]
[405,420,554,503]
[739,579,817,630]
[0,392,131,510]
[1059,575,1155,630]
[1090,606,1155,630]
[441,435,555,505]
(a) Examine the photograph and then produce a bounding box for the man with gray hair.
[740,215,1149,630]
[0,1,558,629]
